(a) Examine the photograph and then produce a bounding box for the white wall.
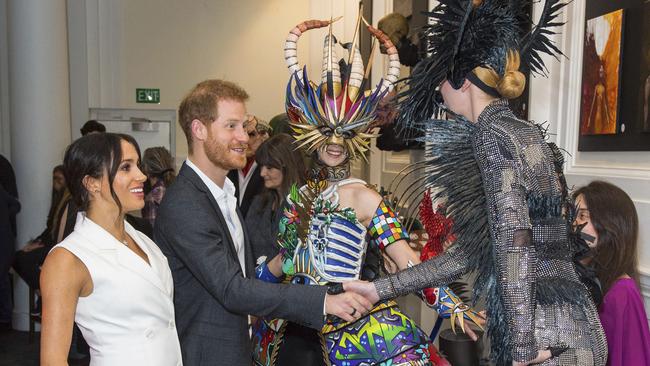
[529,0,650,318]
[73,0,312,159]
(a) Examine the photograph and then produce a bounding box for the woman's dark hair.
[47,165,67,231]
[50,164,66,207]
[63,132,141,214]
[80,119,106,136]
[255,133,306,210]
[53,165,64,175]
[142,146,176,187]
[573,180,640,294]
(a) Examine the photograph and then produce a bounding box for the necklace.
[120,234,129,247]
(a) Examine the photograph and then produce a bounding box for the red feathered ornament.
[418,191,455,305]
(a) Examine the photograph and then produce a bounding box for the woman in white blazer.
[40,133,182,366]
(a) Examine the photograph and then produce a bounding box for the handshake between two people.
[324,280,486,342]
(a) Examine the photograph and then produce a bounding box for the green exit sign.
[136,88,160,104]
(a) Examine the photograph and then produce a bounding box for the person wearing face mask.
[573,181,650,366]
[227,115,271,217]
[40,133,182,365]
[344,1,609,365]
[244,133,305,263]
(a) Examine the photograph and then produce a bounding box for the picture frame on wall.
[579,9,624,137]
[578,0,650,151]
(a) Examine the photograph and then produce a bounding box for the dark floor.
[0,329,89,366]
[0,329,39,366]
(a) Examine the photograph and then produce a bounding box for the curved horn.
[347,43,364,101]
[321,35,341,86]
[363,18,400,93]
[321,33,342,99]
[284,18,341,76]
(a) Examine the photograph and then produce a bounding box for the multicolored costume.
[374,1,608,365]
[254,179,442,366]
[252,12,479,366]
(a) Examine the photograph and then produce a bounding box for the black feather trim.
[520,0,569,76]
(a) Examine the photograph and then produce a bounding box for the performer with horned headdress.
[346,1,608,365]
[251,10,483,366]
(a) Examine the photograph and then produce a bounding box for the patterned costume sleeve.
[367,200,409,250]
[472,126,537,363]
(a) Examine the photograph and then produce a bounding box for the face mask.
[579,231,597,247]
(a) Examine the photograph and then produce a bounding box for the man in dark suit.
[226,115,269,217]
[154,79,371,366]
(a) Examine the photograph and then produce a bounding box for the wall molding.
[640,271,650,323]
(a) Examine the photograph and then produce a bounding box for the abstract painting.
[580,9,624,136]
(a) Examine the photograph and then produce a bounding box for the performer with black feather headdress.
[346,1,608,365]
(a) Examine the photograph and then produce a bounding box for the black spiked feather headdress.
[396,0,567,130]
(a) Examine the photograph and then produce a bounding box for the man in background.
[227,115,270,216]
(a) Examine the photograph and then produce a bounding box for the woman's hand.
[456,310,486,341]
[343,280,380,305]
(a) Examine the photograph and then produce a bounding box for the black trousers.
[12,246,49,289]
[0,239,13,323]
[276,322,327,366]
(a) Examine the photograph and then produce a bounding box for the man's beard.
[204,130,246,171]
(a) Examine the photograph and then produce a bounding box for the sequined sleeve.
[371,200,470,311]
[367,200,409,250]
[374,244,468,297]
[473,126,537,363]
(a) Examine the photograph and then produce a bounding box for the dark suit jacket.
[227,164,263,217]
[154,163,327,366]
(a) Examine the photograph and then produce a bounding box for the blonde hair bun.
[497,70,526,99]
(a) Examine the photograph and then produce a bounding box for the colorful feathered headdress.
[283,14,401,161]
[397,0,567,129]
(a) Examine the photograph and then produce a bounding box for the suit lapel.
[236,207,254,274]
[179,164,240,263]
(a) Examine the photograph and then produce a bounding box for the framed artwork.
[578,0,650,151]
[641,2,650,132]
[580,9,623,136]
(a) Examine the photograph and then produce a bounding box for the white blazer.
[53,213,182,366]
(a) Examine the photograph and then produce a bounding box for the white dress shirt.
[185,159,246,276]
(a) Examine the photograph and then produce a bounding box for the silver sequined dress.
[375,100,607,365]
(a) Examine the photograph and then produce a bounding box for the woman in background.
[245,133,305,263]
[13,165,76,297]
[141,146,175,226]
[573,181,650,365]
